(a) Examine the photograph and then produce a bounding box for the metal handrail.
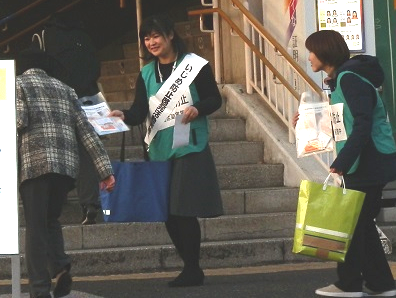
[230,0,323,95]
[189,7,301,100]
[189,1,333,170]
[0,0,83,52]
[0,0,49,28]
[189,8,324,101]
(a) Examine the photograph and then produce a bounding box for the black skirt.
[169,145,223,218]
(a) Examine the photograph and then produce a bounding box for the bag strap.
[323,173,346,194]
[120,131,126,162]
[120,125,149,162]
[138,125,149,161]
[32,30,45,51]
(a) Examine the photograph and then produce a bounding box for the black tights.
[165,215,201,271]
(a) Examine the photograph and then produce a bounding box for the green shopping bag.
[292,174,365,262]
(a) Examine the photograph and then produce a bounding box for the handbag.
[292,174,365,262]
[100,126,171,222]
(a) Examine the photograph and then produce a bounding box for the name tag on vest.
[330,103,347,142]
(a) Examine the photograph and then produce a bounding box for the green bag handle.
[323,173,346,195]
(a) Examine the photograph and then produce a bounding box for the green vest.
[331,71,396,173]
[141,57,209,161]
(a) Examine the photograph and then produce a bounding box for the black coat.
[31,15,100,98]
[328,55,396,187]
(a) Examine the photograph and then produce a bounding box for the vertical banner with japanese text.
[0,60,19,255]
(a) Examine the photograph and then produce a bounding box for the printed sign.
[316,0,364,52]
[0,60,19,254]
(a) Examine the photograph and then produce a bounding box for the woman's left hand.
[182,106,199,124]
[330,167,343,176]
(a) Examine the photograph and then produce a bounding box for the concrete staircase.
[3,15,396,280]
[0,18,310,279]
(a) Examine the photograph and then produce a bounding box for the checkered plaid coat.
[16,68,113,184]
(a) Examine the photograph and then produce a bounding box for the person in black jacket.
[303,30,396,297]
[16,48,115,298]
[32,12,103,224]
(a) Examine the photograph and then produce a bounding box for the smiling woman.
[108,13,223,288]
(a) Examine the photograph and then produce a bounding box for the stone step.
[0,237,304,279]
[98,73,138,93]
[175,20,204,39]
[222,187,299,215]
[104,140,263,165]
[106,100,134,111]
[18,186,298,226]
[75,162,283,192]
[104,96,229,119]
[103,90,135,102]
[16,212,296,253]
[100,57,140,77]
[122,43,139,60]
[216,163,284,190]
[6,222,396,278]
[184,33,215,68]
[100,118,247,148]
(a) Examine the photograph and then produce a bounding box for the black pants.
[20,173,72,298]
[76,142,101,209]
[336,184,395,292]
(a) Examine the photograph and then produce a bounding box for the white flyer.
[172,114,190,149]
[81,102,130,135]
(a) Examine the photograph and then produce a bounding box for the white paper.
[330,103,348,142]
[172,114,190,149]
[0,60,19,254]
[81,102,130,135]
[295,101,334,158]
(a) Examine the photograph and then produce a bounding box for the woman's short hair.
[305,30,350,69]
[138,14,187,61]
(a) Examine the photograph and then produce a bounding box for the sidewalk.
[0,262,339,298]
[1,262,395,298]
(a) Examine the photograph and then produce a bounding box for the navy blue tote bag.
[101,128,171,222]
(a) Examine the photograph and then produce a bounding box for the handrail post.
[243,0,253,94]
[11,255,21,298]
[213,0,221,83]
[136,0,143,70]
[201,0,221,83]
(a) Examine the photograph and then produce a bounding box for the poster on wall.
[0,60,19,255]
[316,0,364,52]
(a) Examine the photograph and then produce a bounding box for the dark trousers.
[20,173,72,298]
[165,215,201,271]
[76,142,100,209]
[336,184,395,292]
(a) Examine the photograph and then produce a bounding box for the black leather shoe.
[53,270,72,298]
[81,206,97,225]
[168,268,204,287]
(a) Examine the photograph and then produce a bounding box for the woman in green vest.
[110,14,223,287]
[304,30,396,297]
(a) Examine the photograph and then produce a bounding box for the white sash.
[145,53,208,145]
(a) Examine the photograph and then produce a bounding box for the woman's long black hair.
[139,14,187,61]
